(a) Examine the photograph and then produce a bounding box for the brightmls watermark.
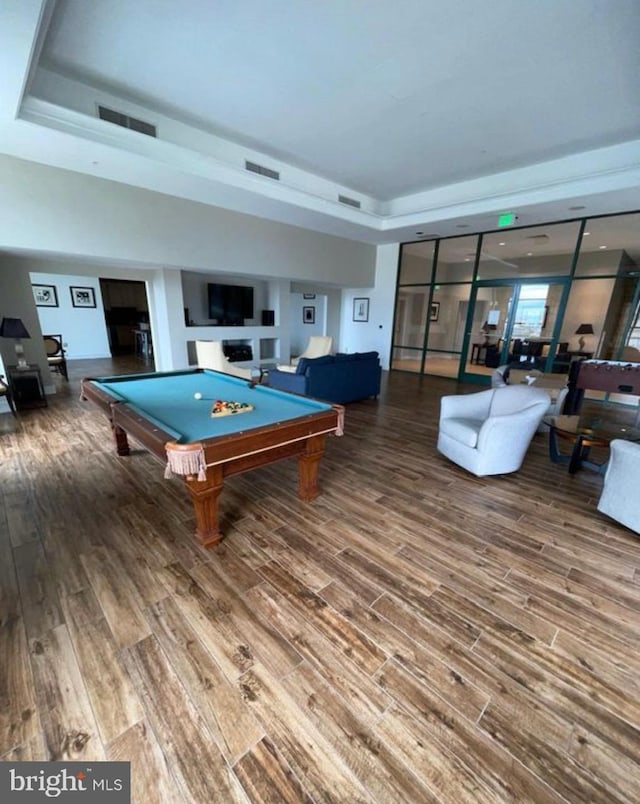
[1,762,130,803]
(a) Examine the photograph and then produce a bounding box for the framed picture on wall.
[32,284,59,307]
[303,306,315,324]
[353,297,369,322]
[430,301,440,321]
[70,286,96,308]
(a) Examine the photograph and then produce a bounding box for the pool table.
[81,369,343,547]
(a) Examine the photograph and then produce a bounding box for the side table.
[7,364,47,409]
[471,343,488,365]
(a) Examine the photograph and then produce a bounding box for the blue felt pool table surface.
[90,369,333,443]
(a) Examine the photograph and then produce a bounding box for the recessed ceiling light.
[527,252,533,256]
[584,231,590,236]
[569,205,586,211]
[599,245,607,250]
[464,258,471,262]
[499,242,506,246]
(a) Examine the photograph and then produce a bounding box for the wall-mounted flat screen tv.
[208,283,254,325]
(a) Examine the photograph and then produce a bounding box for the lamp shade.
[575,323,594,335]
[0,317,30,339]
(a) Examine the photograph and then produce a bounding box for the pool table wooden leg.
[113,424,131,456]
[297,435,326,501]
[184,465,224,547]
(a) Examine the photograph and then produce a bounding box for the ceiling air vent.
[245,161,280,180]
[98,106,156,137]
[338,194,361,209]
[525,234,549,243]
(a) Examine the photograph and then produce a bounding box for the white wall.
[340,243,400,369]
[149,269,188,372]
[30,271,111,358]
[0,155,378,372]
[288,293,327,355]
[290,282,342,355]
[0,155,376,287]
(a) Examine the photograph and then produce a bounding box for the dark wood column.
[112,424,131,456]
[296,434,326,501]
[183,464,225,547]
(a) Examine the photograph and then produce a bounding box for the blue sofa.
[266,351,381,403]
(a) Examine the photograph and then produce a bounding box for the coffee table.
[544,413,640,474]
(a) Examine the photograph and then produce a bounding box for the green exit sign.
[498,212,516,227]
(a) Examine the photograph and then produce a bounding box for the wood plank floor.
[1,357,639,802]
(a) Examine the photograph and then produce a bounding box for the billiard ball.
[194,392,202,400]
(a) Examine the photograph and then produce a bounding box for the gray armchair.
[597,439,640,535]
[438,385,550,476]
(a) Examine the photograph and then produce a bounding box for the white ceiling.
[1,0,640,245]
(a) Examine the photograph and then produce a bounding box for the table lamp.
[0,317,31,369]
[575,323,594,351]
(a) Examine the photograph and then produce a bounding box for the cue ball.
[194,392,202,400]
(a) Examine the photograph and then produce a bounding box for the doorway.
[460,279,568,382]
[99,278,153,361]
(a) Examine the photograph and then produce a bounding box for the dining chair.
[43,334,68,380]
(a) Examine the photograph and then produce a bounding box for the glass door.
[461,282,515,381]
[460,279,568,382]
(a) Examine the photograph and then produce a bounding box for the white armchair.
[597,439,640,534]
[195,340,253,381]
[437,385,551,476]
[277,335,333,373]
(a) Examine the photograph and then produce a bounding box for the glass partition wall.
[391,240,435,373]
[391,236,477,376]
[392,211,640,383]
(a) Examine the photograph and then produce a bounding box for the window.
[511,284,549,339]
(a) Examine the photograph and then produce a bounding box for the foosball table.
[565,359,640,414]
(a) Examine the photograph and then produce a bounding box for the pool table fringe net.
[164,442,208,481]
[164,418,343,482]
